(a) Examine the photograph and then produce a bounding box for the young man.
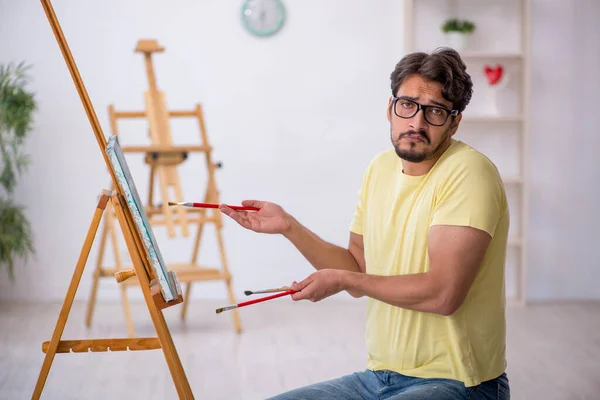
[220,48,510,400]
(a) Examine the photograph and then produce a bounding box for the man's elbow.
[433,293,464,316]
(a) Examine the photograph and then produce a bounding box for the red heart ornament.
[484,64,504,85]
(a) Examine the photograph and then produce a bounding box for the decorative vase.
[483,64,510,116]
[445,32,468,51]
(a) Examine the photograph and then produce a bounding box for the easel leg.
[109,210,136,337]
[84,205,110,327]
[85,198,137,337]
[112,194,194,399]
[158,167,177,238]
[180,283,193,322]
[148,162,156,207]
[120,284,135,337]
[208,161,242,333]
[215,224,242,334]
[181,204,207,321]
[85,267,100,327]
[169,166,190,237]
[32,192,111,400]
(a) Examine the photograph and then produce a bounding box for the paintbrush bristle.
[244,290,253,296]
[168,202,178,206]
[215,304,237,314]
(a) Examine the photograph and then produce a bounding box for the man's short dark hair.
[390,47,473,114]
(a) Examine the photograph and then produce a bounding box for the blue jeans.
[267,369,509,400]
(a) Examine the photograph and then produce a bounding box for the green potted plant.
[441,18,476,51]
[0,62,36,280]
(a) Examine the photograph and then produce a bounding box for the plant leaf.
[0,198,35,280]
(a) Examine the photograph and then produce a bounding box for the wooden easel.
[84,39,242,337]
[34,1,194,398]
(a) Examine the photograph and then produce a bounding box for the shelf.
[412,50,523,61]
[461,115,522,123]
[507,297,524,307]
[508,236,522,247]
[502,176,523,184]
[404,0,530,305]
[459,52,523,60]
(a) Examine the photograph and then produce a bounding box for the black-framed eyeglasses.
[392,97,459,126]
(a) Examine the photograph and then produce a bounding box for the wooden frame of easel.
[84,39,242,337]
[34,1,194,398]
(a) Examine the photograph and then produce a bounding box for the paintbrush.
[216,289,296,314]
[244,286,291,296]
[168,201,259,211]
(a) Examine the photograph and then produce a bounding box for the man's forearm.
[341,271,453,315]
[283,216,361,273]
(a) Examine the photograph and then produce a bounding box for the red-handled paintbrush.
[216,289,296,314]
[168,202,259,211]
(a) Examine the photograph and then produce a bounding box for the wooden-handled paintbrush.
[244,286,291,296]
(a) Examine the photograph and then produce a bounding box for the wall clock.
[241,0,286,37]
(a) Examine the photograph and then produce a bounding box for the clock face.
[241,0,286,37]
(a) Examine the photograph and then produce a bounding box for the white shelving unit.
[403,0,531,305]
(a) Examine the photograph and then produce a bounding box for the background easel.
[85,39,242,337]
[35,1,194,398]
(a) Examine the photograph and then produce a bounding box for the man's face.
[387,74,461,163]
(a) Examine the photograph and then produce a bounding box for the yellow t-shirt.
[350,139,509,387]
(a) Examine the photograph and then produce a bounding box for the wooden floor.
[1,298,599,399]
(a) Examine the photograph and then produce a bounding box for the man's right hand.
[219,200,291,234]
[221,199,365,278]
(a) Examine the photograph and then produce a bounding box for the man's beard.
[391,127,450,163]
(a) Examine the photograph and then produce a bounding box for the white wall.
[526,0,600,300]
[0,0,598,303]
[0,0,402,302]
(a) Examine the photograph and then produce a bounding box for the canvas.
[105,135,176,302]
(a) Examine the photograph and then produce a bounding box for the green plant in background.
[0,62,36,280]
[441,18,476,34]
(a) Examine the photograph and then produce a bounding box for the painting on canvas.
[105,135,176,301]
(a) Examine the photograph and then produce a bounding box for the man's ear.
[386,97,393,123]
[449,113,462,137]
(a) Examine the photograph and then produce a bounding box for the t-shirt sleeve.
[349,161,374,235]
[349,186,364,235]
[430,153,506,237]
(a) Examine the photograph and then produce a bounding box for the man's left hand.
[290,269,346,302]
